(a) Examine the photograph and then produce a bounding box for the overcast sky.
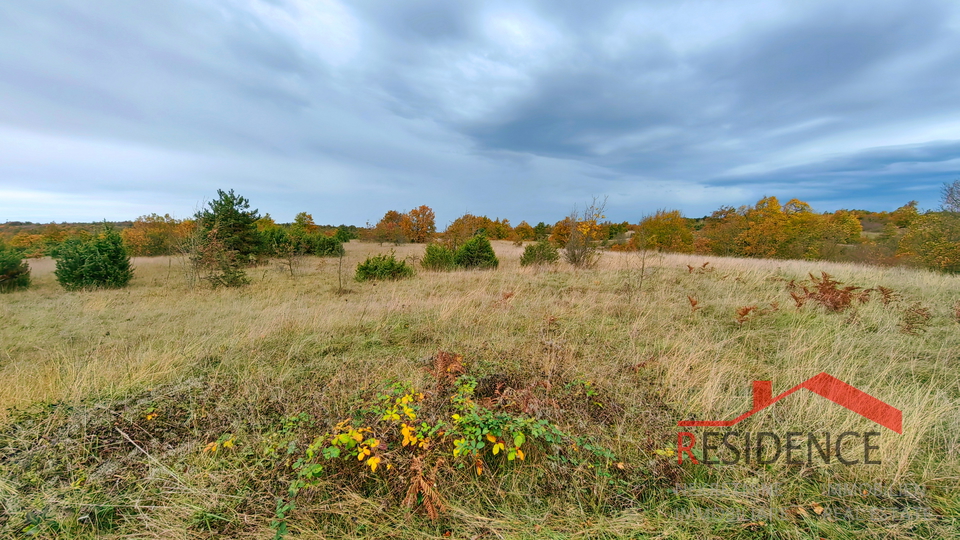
[1,0,959,226]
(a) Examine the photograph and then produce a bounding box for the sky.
[1,0,959,227]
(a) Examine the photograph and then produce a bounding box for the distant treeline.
[2,185,959,273]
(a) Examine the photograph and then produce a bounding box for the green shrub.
[422,243,456,271]
[355,252,414,281]
[0,242,30,293]
[307,234,345,257]
[520,240,559,267]
[454,235,499,270]
[54,226,134,290]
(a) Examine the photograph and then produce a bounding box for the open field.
[1,241,959,539]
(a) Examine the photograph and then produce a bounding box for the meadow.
[1,241,958,539]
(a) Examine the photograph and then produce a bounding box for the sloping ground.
[1,243,958,539]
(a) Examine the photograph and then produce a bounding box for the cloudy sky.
[1,0,959,226]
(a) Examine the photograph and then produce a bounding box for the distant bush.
[0,242,30,293]
[54,226,134,290]
[422,243,456,271]
[356,252,414,281]
[454,235,499,270]
[307,234,345,257]
[520,240,559,267]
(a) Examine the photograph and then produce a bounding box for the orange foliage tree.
[401,205,437,243]
[633,209,693,252]
[122,214,192,256]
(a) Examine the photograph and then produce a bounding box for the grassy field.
[1,241,958,539]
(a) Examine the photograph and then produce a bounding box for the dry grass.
[2,241,959,538]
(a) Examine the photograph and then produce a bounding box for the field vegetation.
[1,241,958,539]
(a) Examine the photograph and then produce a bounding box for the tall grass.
[1,242,958,538]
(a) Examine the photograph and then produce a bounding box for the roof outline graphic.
[677,372,902,434]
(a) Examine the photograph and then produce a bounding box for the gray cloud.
[1,0,958,225]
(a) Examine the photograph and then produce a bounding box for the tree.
[899,211,960,273]
[695,206,747,256]
[54,225,134,290]
[941,179,960,213]
[563,197,607,268]
[402,205,437,243]
[373,210,408,245]
[891,201,919,228]
[0,241,30,293]
[121,214,190,256]
[196,189,263,262]
[634,209,693,252]
[513,221,535,242]
[454,234,499,269]
[738,196,788,258]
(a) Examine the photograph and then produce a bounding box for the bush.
[0,242,30,293]
[520,240,559,267]
[454,235,499,269]
[422,243,456,271]
[306,234,345,257]
[54,226,134,290]
[356,252,414,281]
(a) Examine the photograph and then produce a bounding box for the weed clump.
[356,251,414,281]
[421,243,456,271]
[520,240,559,267]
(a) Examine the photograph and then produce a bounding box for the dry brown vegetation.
[1,242,959,538]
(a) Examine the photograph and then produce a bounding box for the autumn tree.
[373,210,408,245]
[121,214,190,256]
[738,196,789,258]
[634,210,693,252]
[443,214,494,248]
[891,201,919,228]
[563,197,607,268]
[513,221,535,241]
[695,206,747,256]
[401,205,437,243]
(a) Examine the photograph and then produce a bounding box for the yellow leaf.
[222,439,234,449]
[203,442,217,453]
[351,432,363,443]
[486,434,497,443]
[516,448,525,461]
[812,504,824,515]
[367,456,381,472]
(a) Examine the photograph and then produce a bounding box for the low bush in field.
[454,235,499,270]
[54,226,133,290]
[421,243,456,271]
[0,242,30,293]
[356,251,414,281]
[520,240,559,267]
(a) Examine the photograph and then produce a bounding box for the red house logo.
[678,372,902,434]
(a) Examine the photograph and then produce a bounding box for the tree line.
[2,181,959,295]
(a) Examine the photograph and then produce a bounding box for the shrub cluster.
[421,243,456,271]
[421,236,501,271]
[520,240,559,267]
[356,251,414,281]
[453,235,499,269]
[54,227,134,291]
[0,242,30,293]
